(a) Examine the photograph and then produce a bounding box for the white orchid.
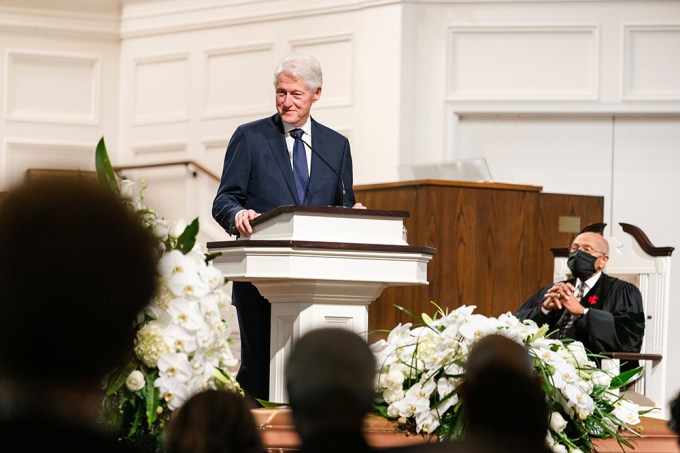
[612,399,641,425]
[167,298,206,331]
[372,305,642,452]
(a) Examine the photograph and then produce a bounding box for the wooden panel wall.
[354,180,603,337]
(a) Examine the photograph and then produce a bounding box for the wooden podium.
[207,206,436,403]
[353,180,604,333]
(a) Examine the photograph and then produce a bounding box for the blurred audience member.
[0,175,158,452]
[458,334,550,453]
[165,389,264,453]
[670,391,680,446]
[286,328,376,453]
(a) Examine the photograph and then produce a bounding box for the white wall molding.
[0,6,119,40]
[446,101,680,116]
[445,24,599,101]
[120,0,399,38]
[290,33,355,109]
[130,140,189,156]
[622,23,680,101]
[1,138,95,188]
[201,42,275,120]
[131,51,191,126]
[4,49,101,125]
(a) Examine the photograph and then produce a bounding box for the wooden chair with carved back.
[552,222,674,419]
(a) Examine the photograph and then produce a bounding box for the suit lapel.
[268,114,301,204]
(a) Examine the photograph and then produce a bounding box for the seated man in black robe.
[516,231,645,369]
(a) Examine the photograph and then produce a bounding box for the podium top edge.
[206,240,437,256]
[229,205,410,235]
[354,179,543,192]
[231,205,411,234]
[261,205,409,219]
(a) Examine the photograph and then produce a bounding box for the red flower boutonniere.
[588,295,598,305]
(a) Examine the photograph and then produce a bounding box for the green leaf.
[105,361,138,397]
[394,304,423,323]
[144,372,160,427]
[204,251,222,263]
[373,404,393,419]
[584,417,608,437]
[610,366,643,389]
[176,217,200,254]
[95,137,120,195]
[256,398,289,408]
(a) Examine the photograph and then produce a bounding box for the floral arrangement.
[95,138,241,450]
[371,304,644,452]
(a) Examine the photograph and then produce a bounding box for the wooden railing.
[114,160,221,183]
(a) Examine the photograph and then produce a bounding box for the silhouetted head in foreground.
[0,175,158,396]
[461,334,549,450]
[286,328,376,447]
[165,389,264,453]
[670,391,680,445]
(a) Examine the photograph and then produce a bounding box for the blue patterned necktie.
[291,128,309,204]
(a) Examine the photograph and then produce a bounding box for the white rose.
[549,411,568,433]
[170,219,187,239]
[125,370,146,392]
[552,444,568,453]
[120,179,135,199]
[153,219,169,240]
[591,370,612,388]
[545,432,555,447]
[386,404,400,418]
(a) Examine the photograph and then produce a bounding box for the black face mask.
[567,250,597,281]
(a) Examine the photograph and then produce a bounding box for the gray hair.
[273,54,323,91]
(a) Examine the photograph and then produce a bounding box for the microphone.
[289,130,347,207]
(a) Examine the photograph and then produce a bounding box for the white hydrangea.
[134,321,170,368]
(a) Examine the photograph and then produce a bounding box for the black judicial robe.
[515,273,645,359]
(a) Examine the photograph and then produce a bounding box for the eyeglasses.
[569,243,606,256]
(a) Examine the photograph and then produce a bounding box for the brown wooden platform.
[251,408,433,451]
[252,408,677,452]
[353,179,604,337]
[593,417,678,452]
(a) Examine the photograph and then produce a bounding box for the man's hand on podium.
[236,209,260,238]
[352,202,367,209]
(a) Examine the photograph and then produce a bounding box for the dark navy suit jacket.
[212,113,356,235]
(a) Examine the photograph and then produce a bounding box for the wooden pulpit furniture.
[207,206,436,403]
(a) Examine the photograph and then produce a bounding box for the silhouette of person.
[458,334,550,453]
[0,175,158,452]
[286,328,376,453]
[670,391,680,446]
[165,389,264,453]
[386,334,550,453]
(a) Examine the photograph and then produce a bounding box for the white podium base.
[268,300,370,403]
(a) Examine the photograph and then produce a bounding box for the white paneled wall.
[2,0,680,416]
[0,2,120,191]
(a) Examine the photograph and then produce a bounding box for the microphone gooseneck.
[288,130,347,207]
